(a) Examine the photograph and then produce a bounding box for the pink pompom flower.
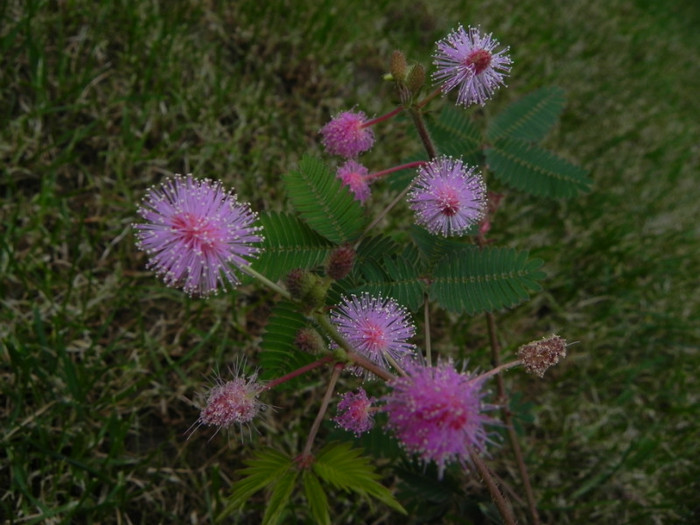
[334,388,376,436]
[330,293,417,376]
[133,174,263,296]
[407,156,487,237]
[383,360,497,477]
[193,370,266,438]
[433,25,512,107]
[336,160,371,203]
[320,110,376,158]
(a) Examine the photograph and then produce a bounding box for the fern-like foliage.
[313,442,406,514]
[487,86,566,142]
[260,300,318,389]
[430,246,545,314]
[427,105,483,166]
[410,225,476,273]
[485,137,592,198]
[223,448,293,520]
[302,471,331,525]
[352,252,426,312]
[253,211,334,281]
[283,155,365,243]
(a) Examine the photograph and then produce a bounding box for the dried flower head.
[383,360,496,477]
[320,110,375,158]
[518,335,567,377]
[408,157,487,237]
[336,160,371,203]
[334,388,376,436]
[133,175,263,296]
[330,293,417,376]
[192,370,266,438]
[433,25,512,107]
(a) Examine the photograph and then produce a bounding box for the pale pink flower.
[330,293,417,376]
[195,371,266,436]
[433,25,512,107]
[408,157,487,237]
[133,175,263,296]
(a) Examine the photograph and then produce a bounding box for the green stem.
[302,364,343,458]
[241,265,291,299]
[486,312,540,525]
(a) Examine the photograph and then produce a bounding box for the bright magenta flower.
[408,157,487,237]
[337,160,371,203]
[320,110,375,158]
[331,293,416,376]
[383,360,496,477]
[134,175,263,296]
[433,25,512,107]
[334,388,376,436]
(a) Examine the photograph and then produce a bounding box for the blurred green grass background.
[1,0,698,523]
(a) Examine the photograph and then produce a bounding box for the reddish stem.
[362,105,404,127]
[365,160,427,182]
[262,355,335,391]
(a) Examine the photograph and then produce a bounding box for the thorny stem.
[262,355,336,391]
[469,446,517,525]
[486,311,541,525]
[301,363,344,458]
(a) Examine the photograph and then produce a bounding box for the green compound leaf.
[410,225,477,273]
[260,300,318,389]
[224,448,293,516]
[262,469,298,525]
[426,105,483,166]
[314,442,407,514]
[485,137,592,198]
[283,155,365,243]
[430,246,546,314]
[253,211,334,281]
[487,86,566,142]
[353,252,426,312]
[302,471,331,525]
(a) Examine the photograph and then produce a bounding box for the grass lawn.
[1,0,698,523]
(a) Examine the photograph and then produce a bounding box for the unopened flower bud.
[390,50,408,80]
[295,327,326,354]
[326,244,356,280]
[406,64,426,94]
[518,335,567,378]
[285,268,329,312]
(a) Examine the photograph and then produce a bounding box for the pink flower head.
[320,110,375,158]
[408,157,487,237]
[194,371,266,437]
[334,388,376,436]
[433,25,512,107]
[337,160,371,203]
[383,360,496,477]
[330,293,417,376]
[133,175,263,296]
